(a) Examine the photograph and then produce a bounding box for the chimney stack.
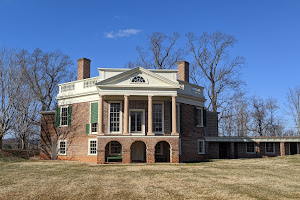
[177,61,189,83]
[77,58,91,80]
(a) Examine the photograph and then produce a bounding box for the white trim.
[196,107,204,127]
[108,101,123,134]
[153,101,164,134]
[58,139,67,156]
[60,106,69,127]
[90,101,99,134]
[246,142,256,154]
[129,109,145,135]
[265,142,275,154]
[197,139,205,154]
[88,139,97,156]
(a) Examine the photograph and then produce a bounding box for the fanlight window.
[131,76,145,83]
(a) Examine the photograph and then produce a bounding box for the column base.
[171,132,179,136]
[147,132,155,136]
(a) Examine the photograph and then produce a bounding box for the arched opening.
[105,141,122,163]
[130,141,146,163]
[155,141,170,162]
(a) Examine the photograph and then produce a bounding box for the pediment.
[96,67,179,88]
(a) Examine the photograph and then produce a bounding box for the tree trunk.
[21,136,26,149]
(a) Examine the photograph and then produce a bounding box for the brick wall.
[97,136,179,164]
[179,103,207,162]
[40,102,99,162]
[77,58,90,80]
[205,112,218,137]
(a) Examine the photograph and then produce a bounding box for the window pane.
[89,140,97,155]
[61,107,68,126]
[110,141,121,155]
[153,103,162,132]
[91,123,98,132]
[110,103,120,132]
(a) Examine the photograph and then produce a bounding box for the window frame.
[90,101,99,135]
[265,142,275,154]
[153,101,164,134]
[58,139,67,156]
[108,101,123,134]
[109,141,122,156]
[246,142,256,154]
[129,109,145,135]
[88,139,97,156]
[197,139,205,154]
[196,107,204,127]
[60,106,69,127]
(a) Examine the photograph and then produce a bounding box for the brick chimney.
[177,61,189,83]
[77,58,91,80]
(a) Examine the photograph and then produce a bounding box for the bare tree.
[0,48,24,149]
[126,32,183,69]
[13,83,40,149]
[265,98,281,136]
[219,92,250,136]
[286,86,300,135]
[22,48,74,111]
[186,31,246,114]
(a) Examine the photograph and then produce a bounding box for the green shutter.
[169,101,172,133]
[67,106,72,126]
[91,102,98,124]
[180,104,183,134]
[203,107,207,127]
[85,124,90,135]
[55,107,60,127]
[194,106,198,126]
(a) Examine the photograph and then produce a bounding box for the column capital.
[124,95,130,98]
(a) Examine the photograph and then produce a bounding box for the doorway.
[290,143,298,155]
[129,109,145,135]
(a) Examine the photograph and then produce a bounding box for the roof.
[204,136,300,142]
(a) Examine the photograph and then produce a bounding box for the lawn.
[0,151,300,200]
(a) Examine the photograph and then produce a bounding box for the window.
[61,107,68,126]
[266,143,275,154]
[89,139,97,155]
[155,142,163,155]
[129,109,145,134]
[153,103,164,133]
[109,141,122,155]
[131,76,145,83]
[196,107,203,127]
[58,140,67,155]
[91,123,98,133]
[109,102,122,133]
[246,143,255,153]
[198,140,205,154]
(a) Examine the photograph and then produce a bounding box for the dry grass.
[1,153,300,200]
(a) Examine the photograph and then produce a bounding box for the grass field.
[1,151,300,200]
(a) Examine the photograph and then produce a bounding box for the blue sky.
[1,0,300,127]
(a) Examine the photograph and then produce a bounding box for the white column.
[123,95,129,135]
[148,95,154,135]
[171,96,178,135]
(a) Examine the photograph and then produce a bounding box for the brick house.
[40,58,300,163]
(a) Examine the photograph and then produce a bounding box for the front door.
[130,110,145,135]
